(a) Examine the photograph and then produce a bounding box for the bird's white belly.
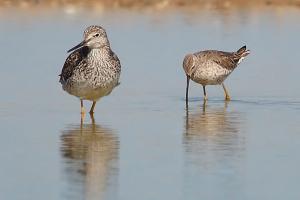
[192,65,232,85]
[63,80,118,101]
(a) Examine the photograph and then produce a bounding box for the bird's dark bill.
[67,41,86,53]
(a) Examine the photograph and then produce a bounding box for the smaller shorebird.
[59,25,121,115]
[183,46,250,104]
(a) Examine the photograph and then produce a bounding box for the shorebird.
[183,45,250,104]
[59,25,121,115]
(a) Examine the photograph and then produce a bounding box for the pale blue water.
[0,6,299,200]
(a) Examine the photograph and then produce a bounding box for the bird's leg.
[80,100,86,115]
[203,85,208,101]
[90,113,95,124]
[186,75,190,107]
[89,101,96,115]
[222,83,231,101]
[80,113,85,127]
[202,100,207,112]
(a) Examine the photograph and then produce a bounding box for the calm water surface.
[0,7,300,200]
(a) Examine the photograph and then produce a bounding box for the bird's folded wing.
[59,47,89,83]
[204,51,237,70]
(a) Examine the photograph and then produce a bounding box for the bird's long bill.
[67,40,86,53]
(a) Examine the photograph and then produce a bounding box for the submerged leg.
[222,83,231,101]
[89,101,96,115]
[186,75,190,106]
[203,85,208,101]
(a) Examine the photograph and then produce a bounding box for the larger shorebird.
[183,46,250,104]
[59,25,121,115]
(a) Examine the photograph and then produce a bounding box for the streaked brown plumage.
[183,46,250,104]
[59,25,121,116]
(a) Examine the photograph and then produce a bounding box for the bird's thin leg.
[89,101,96,115]
[90,113,95,125]
[203,85,208,101]
[80,100,86,123]
[80,100,86,115]
[186,75,190,107]
[222,83,231,101]
[80,113,85,128]
[202,100,207,112]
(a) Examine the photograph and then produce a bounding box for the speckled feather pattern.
[183,46,250,85]
[59,26,121,101]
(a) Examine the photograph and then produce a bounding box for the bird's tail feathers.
[235,45,250,64]
[236,45,250,57]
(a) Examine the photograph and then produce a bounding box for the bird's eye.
[94,33,100,37]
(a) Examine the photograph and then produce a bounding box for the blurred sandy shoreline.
[1,0,300,12]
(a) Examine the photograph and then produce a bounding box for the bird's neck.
[89,46,110,58]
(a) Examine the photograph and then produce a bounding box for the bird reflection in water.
[60,115,119,200]
[184,101,245,168]
[183,102,246,200]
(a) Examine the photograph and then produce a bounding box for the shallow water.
[0,6,300,200]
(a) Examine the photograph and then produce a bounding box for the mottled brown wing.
[211,51,238,70]
[204,50,238,71]
[59,47,89,83]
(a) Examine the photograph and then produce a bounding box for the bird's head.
[183,54,196,77]
[67,25,110,53]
